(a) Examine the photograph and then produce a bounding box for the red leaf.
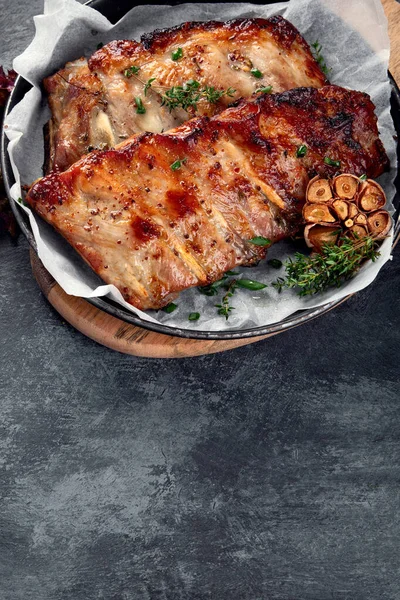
[0,66,17,93]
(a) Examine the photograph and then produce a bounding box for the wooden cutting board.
[30,0,400,358]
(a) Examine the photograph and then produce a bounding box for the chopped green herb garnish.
[172,48,183,61]
[198,274,230,296]
[199,269,268,319]
[170,158,187,171]
[160,80,235,112]
[324,156,341,168]
[96,42,104,50]
[236,279,267,291]
[248,236,271,247]
[135,97,146,114]
[215,303,235,320]
[311,40,331,76]
[18,197,29,207]
[188,312,200,321]
[185,79,200,90]
[255,85,273,94]
[296,145,307,158]
[124,65,140,77]
[203,85,236,104]
[251,68,263,79]
[359,174,368,181]
[215,280,237,320]
[144,77,156,96]
[268,258,283,269]
[162,303,178,313]
[272,236,380,296]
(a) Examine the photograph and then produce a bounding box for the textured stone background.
[1,1,400,599]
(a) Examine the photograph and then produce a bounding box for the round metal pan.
[1,0,399,341]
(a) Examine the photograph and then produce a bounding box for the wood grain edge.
[382,0,400,83]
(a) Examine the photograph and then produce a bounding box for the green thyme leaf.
[198,274,230,296]
[144,77,156,96]
[170,158,187,171]
[311,40,331,76]
[162,303,178,313]
[215,279,237,320]
[324,156,341,168]
[296,145,307,158]
[185,79,200,89]
[236,279,267,291]
[268,258,283,269]
[215,303,235,319]
[124,65,140,77]
[248,236,271,247]
[255,85,273,94]
[135,97,146,114]
[359,174,368,181]
[172,48,183,61]
[251,68,263,79]
[188,312,200,321]
[96,42,104,50]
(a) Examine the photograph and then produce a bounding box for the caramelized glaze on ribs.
[28,86,389,310]
[44,17,328,172]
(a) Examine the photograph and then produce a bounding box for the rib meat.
[27,86,389,310]
[44,17,328,172]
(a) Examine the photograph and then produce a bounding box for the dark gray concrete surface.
[1,2,400,599]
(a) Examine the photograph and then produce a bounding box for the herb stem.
[272,236,380,296]
[160,80,236,112]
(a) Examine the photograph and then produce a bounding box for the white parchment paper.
[5,0,397,331]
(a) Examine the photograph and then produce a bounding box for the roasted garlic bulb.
[303,174,391,251]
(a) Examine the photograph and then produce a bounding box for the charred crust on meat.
[131,216,160,243]
[28,173,70,210]
[327,111,353,129]
[139,17,324,65]
[249,130,273,152]
[89,39,141,70]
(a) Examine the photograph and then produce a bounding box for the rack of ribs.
[44,17,328,172]
[27,86,389,310]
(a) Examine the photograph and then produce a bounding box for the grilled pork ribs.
[27,86,389,310]
[44,17,328,173]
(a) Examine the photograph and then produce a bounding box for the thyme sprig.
[160,79,236,112]
[272,236,380,296]
[215,279,237,320]
[198,270,267,319]
[124,65,140,77]
[311,41,331,76]
[144,77,156,96]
